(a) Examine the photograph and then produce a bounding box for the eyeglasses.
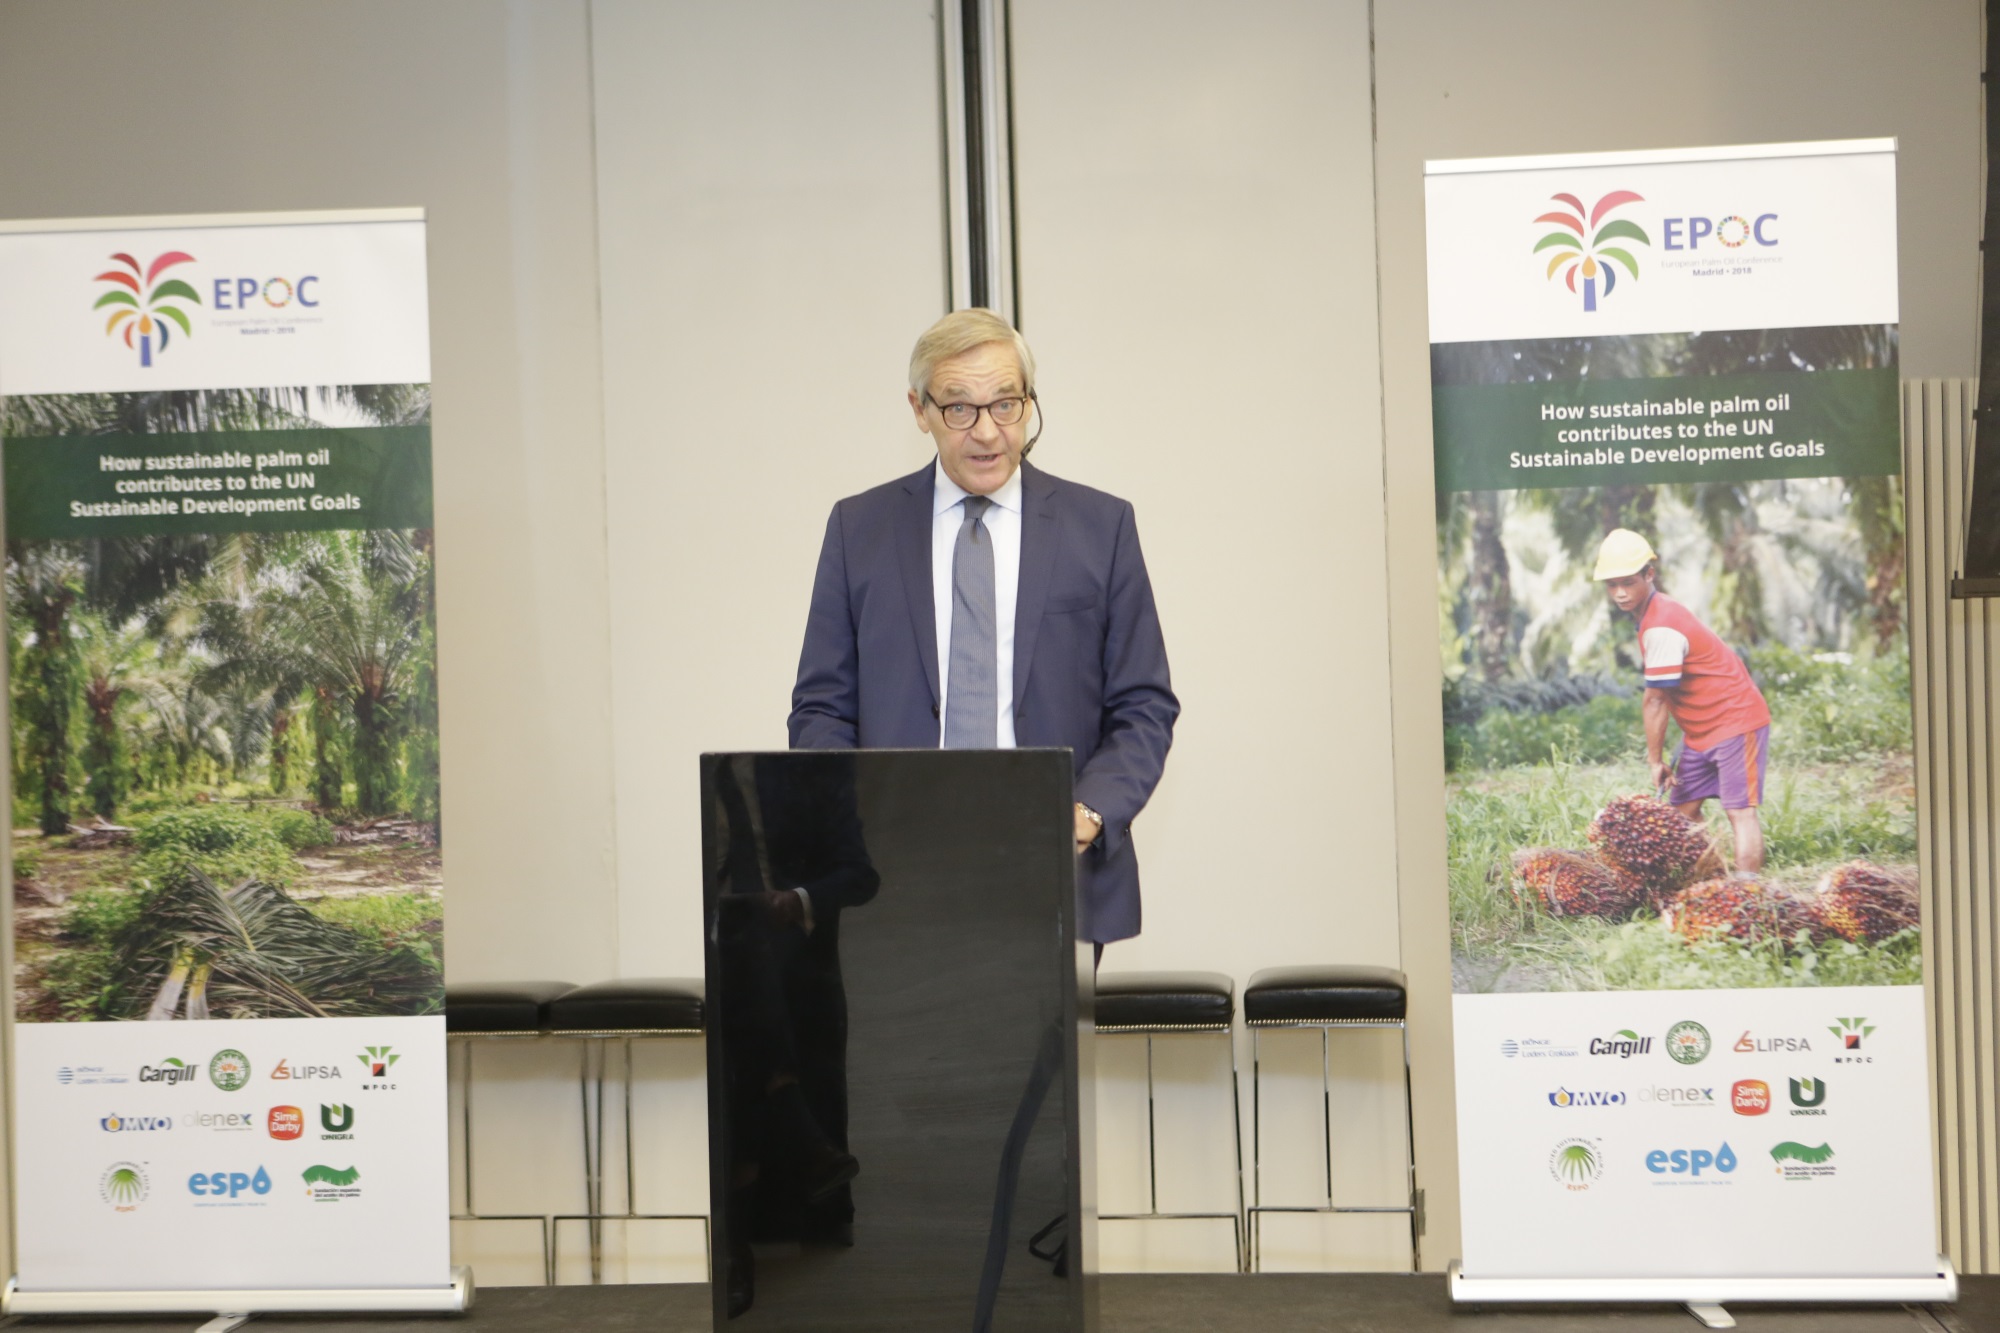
[924,392,1034,431]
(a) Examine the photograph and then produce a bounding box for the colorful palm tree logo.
[93,252,201,366]
[1534,191,1649,312]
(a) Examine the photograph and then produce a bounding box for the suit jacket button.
[931,704,940,718]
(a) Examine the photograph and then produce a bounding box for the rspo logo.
[1830,1017,1876,1063]
[1548,1088,1626,1108]
[1788,1077,1829,1115]
[320,1104,356,1140]
[100,1113,173,1133]
[267,1106,304,1141]
[1770,1141,1836,1180]
[188,1166,273,1203]
[100,1161,149,1211]
[1665,1021,1712,1065]
[93,252,200,367]
[1533,190,1649,312]
[1549,1138,1604,1190]
[1644,1142,1739,1181]
[303,1163,362,1202]
[1731,1080,1771,1116]
[139,1057,197,1085]
[209,1049,251,1091]
[271,1058,344,1082]
[1588,1030,1652,1058]
[1734,1031,1812,1054]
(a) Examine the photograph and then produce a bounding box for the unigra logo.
[1548,1088,1626,1108]
[93,252,200,367]
[1788,1077,1829,1115]
[138,1058,197,1085]
[1665,1021,1712,1066]
[209,1049,251,1091]
[267,1106,304,1140]
[100,1161,149,1210]
[1644,1143,1739,1178]
[1734,1031,1813,1053]
[1588,1030,1652,1058]
[1533,190,1650,312]
[1549,1138,1604,1189]
[320,1103,355,1138]
[188,1167,273,1199]
[1731,1080,1771,1115]
[100,1113,173,1132]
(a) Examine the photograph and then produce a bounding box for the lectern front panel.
[702,749,1093,1331]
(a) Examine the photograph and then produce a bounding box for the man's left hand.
[758,889,805,929]
[1074,804,1101,853]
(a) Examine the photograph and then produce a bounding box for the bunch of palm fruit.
[1586,794,1717,905]
[1813,861,1920,943]
[1510,848,1646,919]
[1666,877,1823,945]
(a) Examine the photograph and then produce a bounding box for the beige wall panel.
[590,0,947,977]
[1373,0,1981,1269]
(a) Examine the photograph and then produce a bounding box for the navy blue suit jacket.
[788,459,1178,943]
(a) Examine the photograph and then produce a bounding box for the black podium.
[700,749,1097,1331]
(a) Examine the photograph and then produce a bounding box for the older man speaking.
[788,307,1178,946]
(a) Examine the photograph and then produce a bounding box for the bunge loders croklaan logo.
[1534,191,1650,312]
[93,252,201,367]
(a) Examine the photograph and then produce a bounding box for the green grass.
[1450,753,1918,992]
[309,893,440,970]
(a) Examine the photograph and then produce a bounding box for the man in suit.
[789,307,1177,945]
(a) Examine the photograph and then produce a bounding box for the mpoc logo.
[100,1161,149,1211]
[211,275,320,311]
[1770,1141,1836,1180]
[93,252,199,367]
[272,1058,343,1081]
[1636,1084,1715,1108]
[1788,1077,1829,1115]
[1644,1143,1739,1180]
[1548,1088,1626,1108]
[320,1104,356,1140]
[1665,1021,1712,1066]
[303,1164,362,1202]
[209,1049,252,1091]
[358,1046,402,1089]
[188,1166,273,1202]
[1734,1031,1813,1054]
[268,1106,304,1141]
[1549,1138,1604,1190]
[1533,190,1650,312]
[100,1113,172,1133]
[1731,1080,1771,1116]
[1830,1017,1876,1063]
[138,1057,198,1085]
[1588,1030,1652,1058]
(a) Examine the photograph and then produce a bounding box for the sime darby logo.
[1533,191,1649,312]
[1730,1080,1771,1116]
[93,252,201,367]
[267,1106,304,1141]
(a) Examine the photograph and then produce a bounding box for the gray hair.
[907,308,1036,400]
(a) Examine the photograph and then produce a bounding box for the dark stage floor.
[0,1275,1992,1333]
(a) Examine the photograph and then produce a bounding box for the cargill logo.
[93,252,201,367]
[1533,191,1650,312]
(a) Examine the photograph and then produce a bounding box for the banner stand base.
[1,1265,474,1318]
[1447,1258,1958,1310]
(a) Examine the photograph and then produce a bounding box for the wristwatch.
[1075,803,1103,839]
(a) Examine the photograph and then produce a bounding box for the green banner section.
[3,427,432,538]
[1432,367,1899,492]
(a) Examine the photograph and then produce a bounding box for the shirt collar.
[933,457,1023,516]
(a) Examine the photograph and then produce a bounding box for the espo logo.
[267,1106,304,1140]
[209,1049,252,1091]
[1662,214,1778,250]
[1549,1138,1604,1190]
[188,1166,273,1199]
[100,1161,149,1210]
[1588,1030,1652,1058]
[1532,190,1650,312]
[93,252,200,367]
[100,1113,173,1133]
[138,1057,198,1085]
[1731,1080,1771,1116]
[212,275,320,311]
[1548,1088,1626,1108]
[1644,1143,1739,1178]
[1665,1021,1712,1065]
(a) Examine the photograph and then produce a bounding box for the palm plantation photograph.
[5,385,442,1021]
[1435,328,1917,993]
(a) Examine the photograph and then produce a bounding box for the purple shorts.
[1670,725,1769,810]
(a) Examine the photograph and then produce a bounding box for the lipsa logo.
[1533,191,1650,312]
[93,252,200,366]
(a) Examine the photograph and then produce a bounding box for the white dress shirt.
[932,458,1020,748]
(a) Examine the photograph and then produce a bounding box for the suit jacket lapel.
[1013,461,1058,712]
[896,463,941,707]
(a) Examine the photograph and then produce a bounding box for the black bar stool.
[1095,971,1246,1271]
[1243,965,1415,1272]
[445,979,577,1284]
[545,978,708,1283]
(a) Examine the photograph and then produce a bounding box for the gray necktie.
[944,494,997,748]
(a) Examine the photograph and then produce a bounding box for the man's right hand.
[758,889,805,930]
[1651,758,1673,795]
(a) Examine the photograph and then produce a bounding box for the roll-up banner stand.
[0,210,464,1317]
[1425,141,1955,1323]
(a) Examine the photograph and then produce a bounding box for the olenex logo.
[1533,191,1650,313]
[93,252,201,367]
